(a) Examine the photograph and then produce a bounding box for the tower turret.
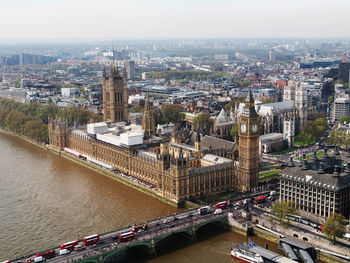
[142,93,155,140]
[238,88,260,192]
[102,64,128,123]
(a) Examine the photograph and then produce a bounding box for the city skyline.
[0,0,350,41]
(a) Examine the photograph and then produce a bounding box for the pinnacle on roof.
[245,88,254,103]
[216,108,230,123]
[144,93,151,112]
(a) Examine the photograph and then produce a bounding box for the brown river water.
[0,132,319,262]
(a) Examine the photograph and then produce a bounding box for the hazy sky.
[0,0,349,40]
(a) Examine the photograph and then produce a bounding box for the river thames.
[0,132,296,262]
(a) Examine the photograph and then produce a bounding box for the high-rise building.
[20,53,57,65]
[125,61,135,80]
[338,62,350,83]
[238,89,260,192]
[269,49,276,61]
[102,65,128,123]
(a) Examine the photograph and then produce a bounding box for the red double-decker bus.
[215,201,228,210]
[118,231,135,243]
[83,234,100,246]
[254,195,266,204]
[60,240,78,250]
[36,249,55,259]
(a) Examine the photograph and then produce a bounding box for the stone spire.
[142,93,155,140]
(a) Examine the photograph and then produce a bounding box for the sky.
[0,0,349,41]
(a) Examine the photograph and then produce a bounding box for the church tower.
[142,93,155,140]
[238,89,260,192]
[102,64,128,123]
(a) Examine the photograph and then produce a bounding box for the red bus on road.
[83,234,100,246]
[118,231,135,243]
[254,195,266,204]
[215,201,228,210]
[36,249,55,259]
[60,240,78,251]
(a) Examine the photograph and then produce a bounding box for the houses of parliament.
[48,65,260,205]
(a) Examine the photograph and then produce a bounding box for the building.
[211,108,235,140]
[260,133,285,153]
[125,61,135,80]
[269,49,276,62]
[102,65,128,123]
[20,53,57,65]
[48,67,260,205]
[238,89,260,192]
[280,151,350,220]
[61,87,80,97]
[142,93,155,140]
[338,62,350,84]
[333,98,350,121]
[283,80,315,131]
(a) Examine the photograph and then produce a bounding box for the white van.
[34,257,46,263]
[214,208,223,215]
[60,249,70,255]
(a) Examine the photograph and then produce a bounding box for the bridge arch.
[103,242,153,261]
[154,228,194,245]
[194,216,230,233]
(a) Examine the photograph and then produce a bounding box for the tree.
[193,113,214,132]
[15,77,21,89]
[271,201,298,225]
[296,118,328,146]
[322,213,346,242]
[129,105,143,113]
[161,104,184,124]
[338,115,350,124]
[230,123,238,142]
[241,80,250,87]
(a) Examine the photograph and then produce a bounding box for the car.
[214,208,223,215]
[310,223,318,228]
[25,259,33,263]
[301,219,309,225]
[33,257,45,263]
[74,244,85,251]
[59,249,70,255]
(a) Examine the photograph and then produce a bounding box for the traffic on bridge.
[7,201,232,263]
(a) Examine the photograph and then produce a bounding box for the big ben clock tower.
[238,89,260,192]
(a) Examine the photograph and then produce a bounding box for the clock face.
[240,124,247,133]
[252,124,258,133]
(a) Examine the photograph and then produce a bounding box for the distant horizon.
[0,37,350,46]
[1,0,349,41]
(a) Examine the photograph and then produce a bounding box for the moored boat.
[231,242,264,263]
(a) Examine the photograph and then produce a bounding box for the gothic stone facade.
[49,122,236,205]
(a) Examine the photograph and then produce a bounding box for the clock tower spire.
[238,88,260,192]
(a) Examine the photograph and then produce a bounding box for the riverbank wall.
[0,128,195,209]
[228,214,349,263]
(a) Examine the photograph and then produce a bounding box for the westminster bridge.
[11,208,231,263]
